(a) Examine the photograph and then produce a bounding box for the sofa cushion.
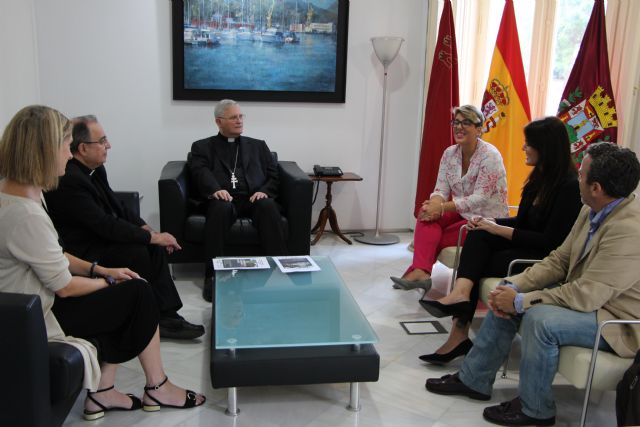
[184,215,289,245]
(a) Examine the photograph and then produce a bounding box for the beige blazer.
[508,194,640,357]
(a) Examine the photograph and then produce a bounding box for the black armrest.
[0,292,84,427]
[49,342,84,404]
[159,161,190,240]
[0,293,51,426]
[278,161,313,255]
[113,191,140,218]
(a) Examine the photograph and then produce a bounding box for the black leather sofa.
[158,157,313,263]
[0,292,84,427]
[0,191,140,427]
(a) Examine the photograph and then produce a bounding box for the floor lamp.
[355,36,404,245]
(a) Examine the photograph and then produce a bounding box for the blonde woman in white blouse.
[0,106,205,421]
[391,105,508,290]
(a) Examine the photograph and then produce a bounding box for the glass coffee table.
[211,256,379,415]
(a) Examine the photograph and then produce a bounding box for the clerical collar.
[217,132,236,143]
[70,157,97,176]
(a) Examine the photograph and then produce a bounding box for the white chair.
[559,319,638,427]
[439,209,519,295]
[479,262,638,427]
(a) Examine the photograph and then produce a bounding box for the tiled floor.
[62,232,616,426]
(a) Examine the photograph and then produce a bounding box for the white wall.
[0,0,40,129]
[28,0,428,231]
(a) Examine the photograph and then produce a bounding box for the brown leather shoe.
[425,373,491,401]
[483,397,555,426]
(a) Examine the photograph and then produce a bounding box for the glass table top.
[214,256,378,349]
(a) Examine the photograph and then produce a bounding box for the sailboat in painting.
[260,0,284,43]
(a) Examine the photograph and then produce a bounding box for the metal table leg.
[225,387,240,416]
[346,382,361,411]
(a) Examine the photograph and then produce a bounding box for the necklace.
[230,145,239,189]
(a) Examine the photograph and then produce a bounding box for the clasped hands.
[487,285,518,318]
[418,200,444,222]
[466,216,498,232]
[212,190,268,203]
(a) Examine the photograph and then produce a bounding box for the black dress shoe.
[425,373,491,401]
[419,338,473,365]
[202,275,213,302]
[159,316,205,340]
[483,397,555,426]
[419,299,472,319]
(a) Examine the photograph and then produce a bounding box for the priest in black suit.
[44,115,204,340]
[188,100,287,301]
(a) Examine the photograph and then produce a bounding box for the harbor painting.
[172,0,349,102]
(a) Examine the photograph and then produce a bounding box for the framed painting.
[172,0,349,103]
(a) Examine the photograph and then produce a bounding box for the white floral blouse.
[431,139,509,219]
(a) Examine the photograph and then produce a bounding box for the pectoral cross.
[231,173,238,189]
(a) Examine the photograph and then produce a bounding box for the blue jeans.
[458,305,612,419]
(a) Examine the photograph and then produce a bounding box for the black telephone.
[313,165,343,177]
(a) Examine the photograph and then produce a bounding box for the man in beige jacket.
[426,142,640,426]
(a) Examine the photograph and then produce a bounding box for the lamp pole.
[355,37,404,245]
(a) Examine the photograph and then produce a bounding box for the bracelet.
[89,261,98,278]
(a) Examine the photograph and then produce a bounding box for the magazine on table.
[273,256,321,273]
[212,257,270,270]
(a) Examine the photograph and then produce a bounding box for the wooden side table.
[309,173,363,245]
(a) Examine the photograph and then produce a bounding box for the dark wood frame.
[171,0,349,103]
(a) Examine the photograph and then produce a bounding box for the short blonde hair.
[0,105,71,190]
[452,105,484,127]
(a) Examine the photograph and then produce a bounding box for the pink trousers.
[408,212,468,275]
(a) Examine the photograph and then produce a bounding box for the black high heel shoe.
[419,338,473,365]
[419,299,472,319]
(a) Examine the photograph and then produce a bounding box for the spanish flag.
[481,0,531,208]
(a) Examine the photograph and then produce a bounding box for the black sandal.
[142,376,205,412]
[83,385,143,421]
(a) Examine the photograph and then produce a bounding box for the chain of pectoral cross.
[231,145,239,189]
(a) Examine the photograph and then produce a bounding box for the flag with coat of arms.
[557,0,617,166]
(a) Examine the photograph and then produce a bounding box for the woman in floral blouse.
[391,105,508,290]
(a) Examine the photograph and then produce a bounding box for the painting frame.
[172,0,349,103]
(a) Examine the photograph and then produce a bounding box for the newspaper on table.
[212,257,270,270]
[273,256,321,273]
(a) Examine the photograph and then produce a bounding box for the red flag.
[558,0,617,166]
[481,0,531,208]
[414,0,459,217]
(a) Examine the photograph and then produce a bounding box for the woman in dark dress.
[419,116,583,364]
[0,105,205,421]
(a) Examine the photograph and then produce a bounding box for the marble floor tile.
[62,232,617,427]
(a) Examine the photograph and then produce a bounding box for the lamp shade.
[371,36,404,67]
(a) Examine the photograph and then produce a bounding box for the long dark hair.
[522,117,576,213]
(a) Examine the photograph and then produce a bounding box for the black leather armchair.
[158,156,313,264]
[0,292,84,427]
